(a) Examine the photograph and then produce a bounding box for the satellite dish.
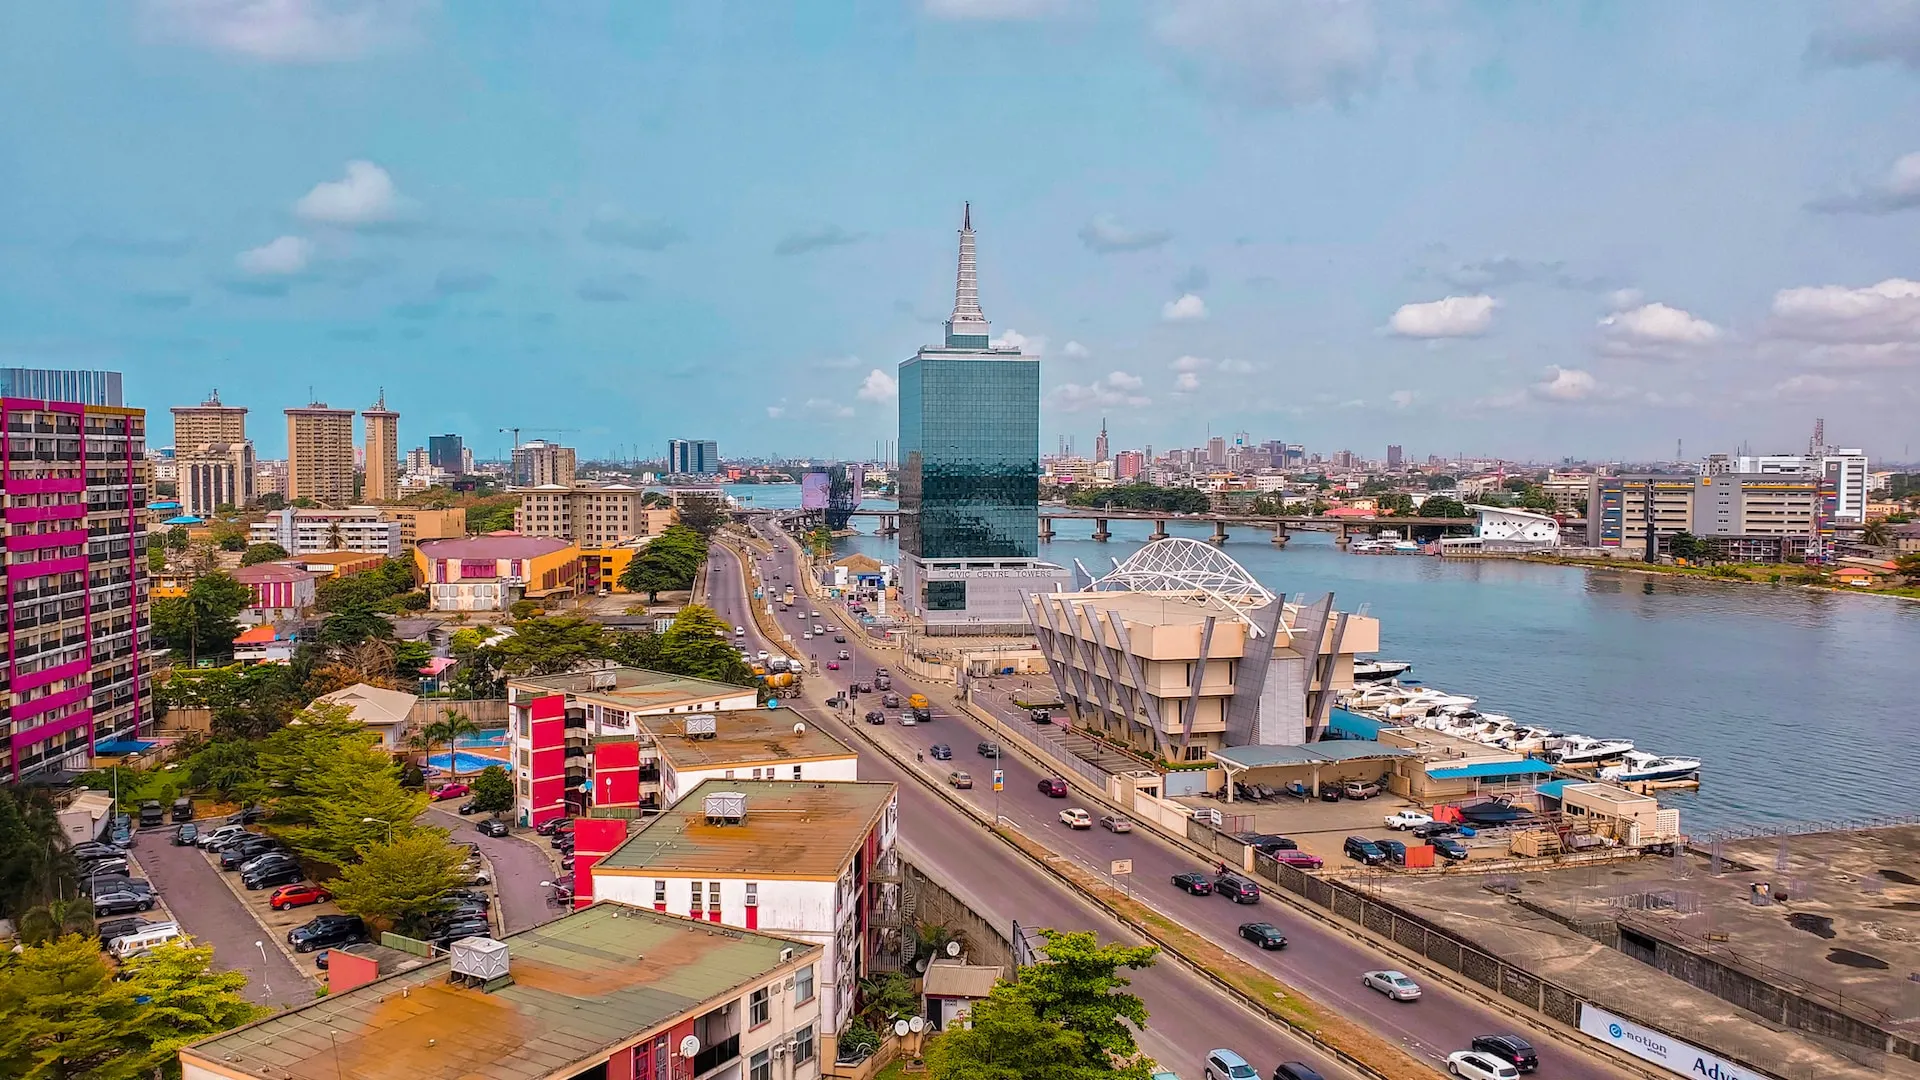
[914,958,928,973]
[945,940,962,957]
[679,1035,701,1059]
[908,1016,926,1033]
[893,1020,911,1038]
[793,722,806,735]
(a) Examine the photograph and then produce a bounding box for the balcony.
[690,1035,739,1077]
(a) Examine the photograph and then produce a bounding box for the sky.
[4,1,1920,464]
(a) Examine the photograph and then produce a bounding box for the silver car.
[1363,970,1421,1001]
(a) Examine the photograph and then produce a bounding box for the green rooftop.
[182,903,817,1080]
[508,666,755,712]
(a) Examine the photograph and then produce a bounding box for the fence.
[406,698,509,729]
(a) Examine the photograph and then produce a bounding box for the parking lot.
[130,824,311,1007]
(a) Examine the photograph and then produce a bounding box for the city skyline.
[4,4,1918,460]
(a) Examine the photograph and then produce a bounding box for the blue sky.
[4,1,1919,463]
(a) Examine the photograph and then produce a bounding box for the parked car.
[1432,837,1470,862]
[1099,814,1134,833]
[429,918,493,947]
[1214,871,1261,904]
[1172,871,1214,896]
[1344,836,1388,865]
[1385,810,1433,831]
[1204,1049,1258,1080]
[444,889,492,908]
[225,805,268,825]
[221,837,285,870]
[288,914,368,953]
[431,783,470,801]
[1274,1062,1326,1080]
[1317,785,1343,802]
[1037,777,1068,798]
[457,799,482,816]
[1342,779,1382,800]
[1362,970,1422,1001]
[138,800,165,827]
[1446,1052,1518,1080]
[1058,808,1092,830]
[96,916,147,945]
[196,824,248,849]
[1238,922,1288,950]
[244,862,305,890]
[478,819,510,838]
[70,841,118,862]
[976,741,1001,758]
[110,824,134,848]
[93,889,156,916]
[80,874,151,897]
[948,771,973,789]
[269,883,333,910]
[1469,1036,1538,1073]
[535,817,572,837]
[929,744,952,760]
[81,857,131,879]
[1379,839,1409,865]
[172,823,199,846]
[1271,850,1325,870]
[1412,820,1459,839]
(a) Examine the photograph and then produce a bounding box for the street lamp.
[361,817,393,844]
[254,940,272,997]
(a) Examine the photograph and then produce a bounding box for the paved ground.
[423,808,562,935]
[130,827,311,1008]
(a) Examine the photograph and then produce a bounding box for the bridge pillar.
[1271,524,1289,547]
[1335,524,1351,547]
[1209,521,1229,545]
[1148,520,1168,541]
[1039,517,1054,542]
[1092,517,1111,541]
[877,514,898,536]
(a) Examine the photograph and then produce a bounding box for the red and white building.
[230,561,319,623]
[232,624,297,664]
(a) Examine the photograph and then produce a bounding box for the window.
[792,1024,816,1064]
[745,882,758,908]
[748,1050,770,1080]
[794,963,815,1004]
[925,579,967,611]
[690,881,704,915]
[653,880,666,906]
[708,881,721,913]
[749,985,771,1028]
[792,765,802,780]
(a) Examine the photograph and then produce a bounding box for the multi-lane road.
[708,517,1632,1080]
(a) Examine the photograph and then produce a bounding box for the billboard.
[826,464,863,529]
[1577,1004,1763,1080]
[801,471,831,511]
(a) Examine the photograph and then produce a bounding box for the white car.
[1362,970,1421,1001]
[1447,1053,1518,1080]
[756,651,770,661]
[1384,810,1433,831]
[734,626,745,636]
[810,610,821,618]
[1058,808,1092,829]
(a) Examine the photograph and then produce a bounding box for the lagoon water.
[724,484,1920,831]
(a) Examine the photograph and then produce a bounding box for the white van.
[112,922,185,958]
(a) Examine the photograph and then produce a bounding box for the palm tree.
[0,788,74,918]
[17,897,96,945]
[438,709,482,780]
[327,519,346,550]
[1860,520,1891,548]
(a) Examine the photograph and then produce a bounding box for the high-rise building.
[428,433,465,475]
[285,402,356,506]
[170,390,248,451]
[667,438,719,475]
[2,369,152,781]
[898,204,1071,631]
[1587,472,1827,562]
[1207,436,1227,466]
[1733,450,1869,522]
[404,446,431,473]
[178,442,255,517]
[1094,419,1110,463]
[514,483,672,545]
[255,459,288,499]
[1114,449,1144,480]
[1387,444,1403,471]
[361,392,400,503]
[513,439,577,486]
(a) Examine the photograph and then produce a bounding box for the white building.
[645,710,860,810]
[1735,450,1869,521]
[1466,503,1561,548]
[249,506,402,556]
[590,780,901,1036]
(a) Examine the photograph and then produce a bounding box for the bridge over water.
[770,506,1474,546]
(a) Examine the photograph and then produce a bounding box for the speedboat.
[1353,660,1413,683]
[1498,726,1565,753]
[1384,691,1477,719]
[1548,736,1635,765]
[1599,751,1701,783]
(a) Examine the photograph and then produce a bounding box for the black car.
[444,889,492,908]
[928,744,952,760]
[81,856,131,879]
[1239,922,1288,950]
[1172,871,1214,895]
[457,799,481,816]
[1432,837,1470,862]
[1411,821,1459,840]
[976,741,1001,758]
[1233,832,1299,853]
[96,916,145,944]
[173,823,199,846]
[1274,1063,1326,1080]
[226,805,268,825]
[1471,1035,1538,1073]
[70,841,118,862]
[534,817,572,837]
[552,833,574,852]
[94,889,157,916]
[863,710,886,725]
[1214,871,1261,904]
[221,837,286,869]
[1378,839,1408,866]
[833,634,846,643]
[477,819,509,838]
[288,914,368,953]
[80,874,150,896]
[1344,836,1387,865]
[428,918,493,947]
[244,862,305,889]
[1318,785,1343,802]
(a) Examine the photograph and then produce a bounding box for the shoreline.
[1509,553,1920,604]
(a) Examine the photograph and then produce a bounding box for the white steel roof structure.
[1085,537,1286,636]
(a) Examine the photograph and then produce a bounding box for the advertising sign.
[992,770,1004,792]
[1577,1004,1766,1080]
[1110,859,1133,876]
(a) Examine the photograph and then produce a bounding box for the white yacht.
[1548,735,1635,765]
[1353,660,1414,683]
[1498,726,1565,753]
[1384,691,1477,719]
[1599,751,1702,783]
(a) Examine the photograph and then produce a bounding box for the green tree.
[150,572,252,661]
[1375,492,1416,516]
[1419,495,1469,519]
[805,527,834,558]
[657,605,755,684]
[165,525,190,552]
[619,525,709,600]
[1896,552,1920,582]
[463,495,521,533]
[858,972,919,1023]
[186,739,259,801]
[251,492,286,511]
[210,520,249,551]
[675,493,731,535]
[146,543,167,574]
[392,639,433,677]
[1669,531,1710,564]
[327,832,470,933]
[319,601,394,647]
[0,936,261,1080]
[925,994,1109,1080]
[1860,520,1891,547]
[0,788,73,919]
[489,616,608,677]
[14,897,95,946]
[239,541,289,566]
[246,703,431,867]
[468,764,513,816]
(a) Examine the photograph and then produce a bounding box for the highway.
[711,517,1633,1080]
[703,539,1359,1080]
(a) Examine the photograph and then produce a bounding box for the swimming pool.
[426,751,512,775]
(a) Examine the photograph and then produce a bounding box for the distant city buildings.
[171,391,255,516]
[1114,449,1144,480]
[668,438,720,475]
[428,432,465,475]
[1094,419,1110,463]
[284,402,356,506]
[512,438,576,487]
[1386,444,1403,471]
[514,482,673,545]
[249,507,402,558]
[1587,473,1826,562]
[360,392,400,503]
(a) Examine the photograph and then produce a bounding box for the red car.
[826,661,840,670]
[1271,850,1325,870]
[431,783,470,801]
[269,883,333,911]
[1037,777,1068,798]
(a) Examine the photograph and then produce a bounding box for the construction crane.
[498,426,580,450]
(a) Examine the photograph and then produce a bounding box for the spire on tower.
[944,201,992,349]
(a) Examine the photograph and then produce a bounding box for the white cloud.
[143,0,422,62]
[1156,0,1382,108]
[1170,355,1210,372]
[1598,302,1722,356]
[1162,293,1208,321]
[857,369,898,402]
[1809,151,1920,214]
[1218,357,1255,374]
[803,398,855,419]
[1388,389,1415,409]
[235,234,313,275]
[1050,371,1150,412]
[766,403,788,419]
[923,0,1067,17]
[1768,374,1853,398]
[1531,366,1597,402]
[1078,215,1172,253]
[1061,340,1090,358]
[1607,288,1645,310]
[1769,278,1920,344]
[991,328,1046,355]
[1174,371,1201,392]
[1388,294,1497,338]
[295,160,401,225]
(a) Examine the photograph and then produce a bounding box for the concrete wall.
[902,858,1014,974]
